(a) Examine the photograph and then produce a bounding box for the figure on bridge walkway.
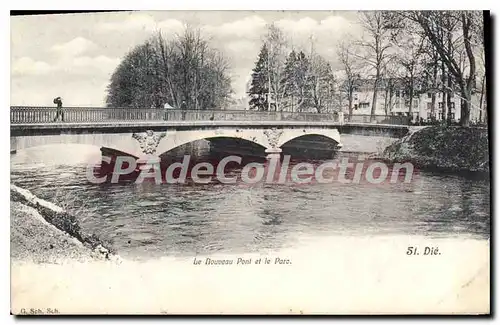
[181,100,187,121]
[53,97,64,122]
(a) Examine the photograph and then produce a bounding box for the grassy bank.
[382,126,490,173]
[10,184,117,263]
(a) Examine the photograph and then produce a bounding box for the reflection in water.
[11,144,490,260]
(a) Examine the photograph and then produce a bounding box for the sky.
[11,11,363,107]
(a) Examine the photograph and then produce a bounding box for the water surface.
[11,144,490,260]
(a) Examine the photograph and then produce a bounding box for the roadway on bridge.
[11,121,410,130]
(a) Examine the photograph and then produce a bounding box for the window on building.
[450,102,455,110]
[427,102,433,110]
[427,92,432,98]
[438,102,444,108]
[359,102,370,109]
[354,104,358,110]
[450,112,455,120]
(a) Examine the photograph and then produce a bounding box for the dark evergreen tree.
[309,56,336,113]
[294,51,311,111]
[282,50,297,110]
[282,50,311,112]
[248,44,270,111]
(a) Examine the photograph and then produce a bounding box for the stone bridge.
[10,106,410,158]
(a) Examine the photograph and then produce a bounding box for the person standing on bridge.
[180,100,187,121]
[53,96,64,122]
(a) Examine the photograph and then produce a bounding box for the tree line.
[249,11,486,126]
[105,12,486,127]
[248,25,336,113]
[336,11,485,126]
[106,27,232,110]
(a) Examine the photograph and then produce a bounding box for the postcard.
[10,10,490,315]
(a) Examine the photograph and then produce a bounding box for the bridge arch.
[11,133,144,157]
[11,127,344,159]
[276,128,342,149]
[155,128,270,156]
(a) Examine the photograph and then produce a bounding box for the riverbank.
[10,184,117,264]
[382,126,490,173]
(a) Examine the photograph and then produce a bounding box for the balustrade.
[11,106,410,125]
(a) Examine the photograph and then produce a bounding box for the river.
[10,140,490,261]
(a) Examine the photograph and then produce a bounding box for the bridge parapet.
[347,114,411,125]
[10,106,342,125]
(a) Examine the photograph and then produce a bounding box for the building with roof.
[347,77,486,123]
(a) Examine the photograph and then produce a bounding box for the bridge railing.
[10,106,410,125]
[10,107,168,124]
[165,110,340,122]
[10,106,342,124]
[346,114,411,125]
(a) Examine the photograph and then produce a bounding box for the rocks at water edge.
[382,126,489,173]
[10,184,119,263]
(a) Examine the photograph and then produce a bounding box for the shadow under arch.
[280,134,341,160]
[158,136,268,161]
[153,137,269,185]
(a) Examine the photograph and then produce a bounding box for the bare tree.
[395,29,426,119]
[263,24,288,111]
[408,11,481,126]
[420,43,441,122]
[337,39,361,121]
[155,32,181,108]
[308,53,336,113]
[174,27,210,110]
[355,11,394,122]
[478,51,486,123]
[474,13,487,123]
[380,62,399,116]
[383,12,440,122]
[106,26,232,110]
